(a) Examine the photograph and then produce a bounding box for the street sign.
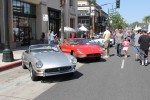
[43,14,48,21]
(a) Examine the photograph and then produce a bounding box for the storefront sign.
[43,14,48,21]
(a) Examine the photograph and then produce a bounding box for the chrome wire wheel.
[30,65,33,78]
[29,64,38,81]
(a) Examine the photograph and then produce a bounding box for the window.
[13,0,36,15]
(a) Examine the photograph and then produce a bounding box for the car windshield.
[29,44,61,53]
[69,39,89,45]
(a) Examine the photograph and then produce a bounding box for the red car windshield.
[69,39,88,45]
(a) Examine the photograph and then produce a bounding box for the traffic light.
[116,0,120,8]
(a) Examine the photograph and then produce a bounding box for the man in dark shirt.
[138,30,150,66]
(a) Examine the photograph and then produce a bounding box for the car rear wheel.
[30,64,39,81]
[22,61,27,69]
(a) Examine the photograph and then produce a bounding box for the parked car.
[92,35,114,47]
[22,44,77,81]
[59,38,104,60]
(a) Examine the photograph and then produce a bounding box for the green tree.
[109,11,126,29]
[143,15,150,25]
[128,21,145,29]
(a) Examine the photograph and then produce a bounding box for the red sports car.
[59,38,104,60]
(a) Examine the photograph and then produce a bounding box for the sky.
[97,0,150,24]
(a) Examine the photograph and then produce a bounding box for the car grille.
[87,53,100,57]
[45,66,72,73]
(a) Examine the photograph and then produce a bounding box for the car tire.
[22,61,27,69]
[96,55,101,61]
[30,64,39,81]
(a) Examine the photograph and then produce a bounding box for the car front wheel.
[30,64,39,81]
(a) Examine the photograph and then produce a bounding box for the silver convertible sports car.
[22,44,77,81]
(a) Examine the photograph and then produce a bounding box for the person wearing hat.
[138,30,150,66]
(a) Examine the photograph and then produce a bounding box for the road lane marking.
[121,59,125,69]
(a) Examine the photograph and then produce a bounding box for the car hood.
[74,44,103,54]
[33,52,74,68]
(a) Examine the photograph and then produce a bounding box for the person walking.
[138,30,150,66]
[122,38,130,58]
[115,29,123,57]
[103,26,111,58]
[134,30,141,61]
[50,31,57,46]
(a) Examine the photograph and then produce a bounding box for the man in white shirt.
[103,26,111,58]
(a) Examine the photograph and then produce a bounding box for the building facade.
[0,0,78,49]
[78,0,108,35]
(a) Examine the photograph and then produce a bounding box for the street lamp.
[2,0,14,62]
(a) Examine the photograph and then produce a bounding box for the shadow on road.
[78,58,106,64]
[40,71,83,83]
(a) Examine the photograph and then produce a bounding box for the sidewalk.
[0,46,28,71]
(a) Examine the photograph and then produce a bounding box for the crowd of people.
[103,27,150,66]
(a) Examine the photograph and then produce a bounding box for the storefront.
[13,0,36,46]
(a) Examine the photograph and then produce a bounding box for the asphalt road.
[35,46,150,100]
[0,46,150,100]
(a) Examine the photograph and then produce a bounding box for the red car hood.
[74,44,103,54]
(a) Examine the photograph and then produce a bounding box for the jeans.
[50,40,54,46]
[117,43,122,56]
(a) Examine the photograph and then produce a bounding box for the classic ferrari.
[59,38,104,59]
[22,44,77,81]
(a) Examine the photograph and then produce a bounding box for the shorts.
[104,40,110,49]
[123,47,128,51]
[140,49,148,60]
[134,46,140,54]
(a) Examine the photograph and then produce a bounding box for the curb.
[0,60,22,72]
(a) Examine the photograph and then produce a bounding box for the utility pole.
[88,0,96,38]
[60,0,65,43]
[2,0,14,62]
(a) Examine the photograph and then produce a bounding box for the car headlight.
[71,58,77,64]
[36,61,43,68]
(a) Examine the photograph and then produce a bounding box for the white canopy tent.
[59,26,76,32]
[59,26,76,38]
[78,25,88,32]
[134,26,141,31]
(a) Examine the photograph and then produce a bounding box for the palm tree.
[143,16,150,25]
